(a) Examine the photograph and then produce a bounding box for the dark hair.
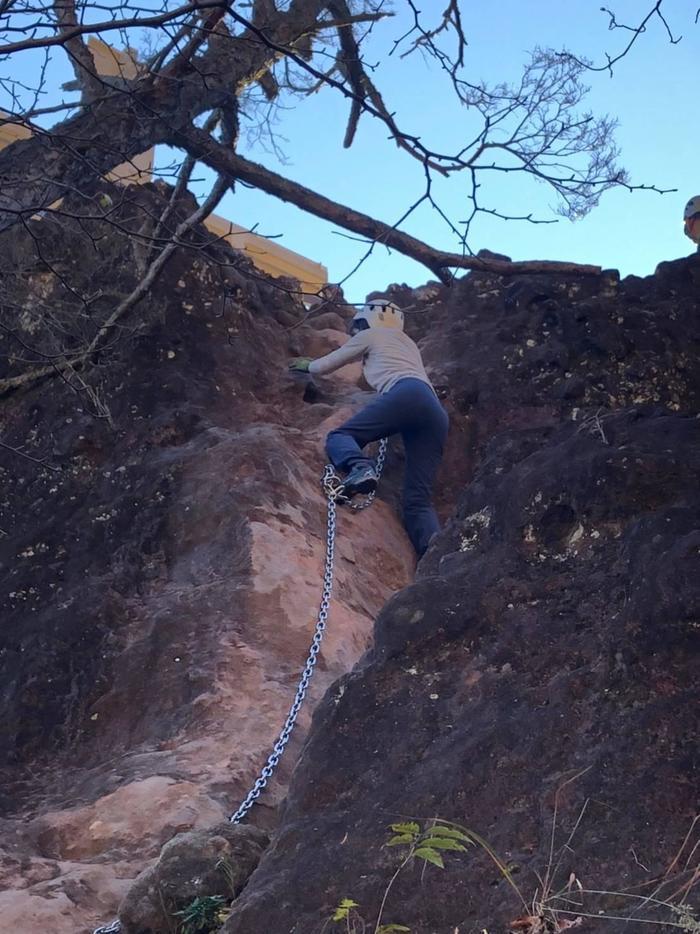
[349,318,370,334]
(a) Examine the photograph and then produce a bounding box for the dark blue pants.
[326,378,449,556]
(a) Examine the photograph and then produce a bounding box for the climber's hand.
[288,357,312,373]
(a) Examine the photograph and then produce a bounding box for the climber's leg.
[401,392,449,556]
[325,387,406,472]
[327,379,448,520]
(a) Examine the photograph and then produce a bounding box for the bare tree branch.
[52,0,103,100]
[0,0,225,55]
[0,437,61,471]
[0,1,333,231]
[561,1,683,76]
[400,0,466,65]
[146,108,225,269]
[173,121,603,281]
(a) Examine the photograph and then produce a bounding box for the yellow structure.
[0,39,152,184]
[89,37,139,79]
[0,117,31,147]
[204,213,327,296]
[0,39,327,298]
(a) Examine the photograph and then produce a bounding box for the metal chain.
[229,438,388,823]
[92,440,388,933]
[93,921,122,934]
[228,464,338,824]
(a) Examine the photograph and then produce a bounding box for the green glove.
[288,357,312,373]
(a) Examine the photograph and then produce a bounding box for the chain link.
[92,441,388,933]
[93,920,122,934]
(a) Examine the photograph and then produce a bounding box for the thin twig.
[0,438,61,471]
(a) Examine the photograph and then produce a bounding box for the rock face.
[222,260,700,932]
[0,183,414,932]
[2,178,699,933]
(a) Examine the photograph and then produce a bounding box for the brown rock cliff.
[0,183,414,932]
[1,181,699,933]
[223,261,700,932]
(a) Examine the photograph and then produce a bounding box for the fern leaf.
[414,847,445,869]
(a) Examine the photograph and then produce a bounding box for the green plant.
[385,820,472,869]
[174,895,230,934]
[215,856,240,898]
[321,800,700,934]
[329,896,410,934]
[331,898,360,922]
[327,895,410,933]
[325,820,473,933]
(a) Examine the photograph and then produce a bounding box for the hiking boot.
[341,463,378,497]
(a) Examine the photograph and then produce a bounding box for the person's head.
[348,299,404,335]
[683,195,700,244]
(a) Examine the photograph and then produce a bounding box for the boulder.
[119,823,268,934]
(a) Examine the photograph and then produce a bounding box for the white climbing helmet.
[351,299,404,332]
[683,196,700,220]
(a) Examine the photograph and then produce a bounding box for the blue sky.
[4,1,698,303]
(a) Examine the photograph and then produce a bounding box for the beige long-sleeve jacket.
[308,327,433,395]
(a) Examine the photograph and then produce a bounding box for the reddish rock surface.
[0,184,415,932]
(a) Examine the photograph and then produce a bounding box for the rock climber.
[683,196,700,251]
[289,299,448,558]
